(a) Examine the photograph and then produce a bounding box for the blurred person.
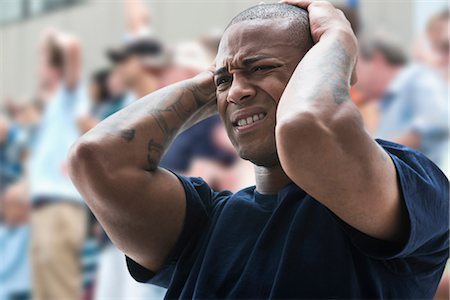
[69,2,449,299]
[0,181,31,300]
[78,68,128,133]
[413,9,449,82]
[0,115,28,194]
[29,29,89,300]
[355,33,448,167]
[164,115,238,188]
[108,37,169,101]
[6,99,44,149]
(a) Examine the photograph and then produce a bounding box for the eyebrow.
[242,54,273,66]
[214,67,228,76]
[214,54,274,76]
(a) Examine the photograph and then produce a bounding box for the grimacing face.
[215,19,309,167]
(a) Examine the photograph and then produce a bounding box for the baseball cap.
[107,37,169,67]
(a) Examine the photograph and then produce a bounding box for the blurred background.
[0,0,448,299]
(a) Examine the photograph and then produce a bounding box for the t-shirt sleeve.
[126,173,230,287]
[335,139,449,263]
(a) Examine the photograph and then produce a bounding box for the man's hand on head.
[280,0,358,84]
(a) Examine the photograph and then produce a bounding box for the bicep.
[277,103,405,241]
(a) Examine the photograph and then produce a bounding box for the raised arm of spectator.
[276,0,407,242]
[126,0,151,35]
[57,33,82,90]
[67,71,216,273]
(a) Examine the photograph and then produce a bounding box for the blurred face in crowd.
[355,52,393,100]
[116,55,146,87]
[108,68,126,97]
[427,16,449,67]
[2,184,29,226]
[215,19,312,167]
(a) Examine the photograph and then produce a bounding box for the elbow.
[276,111,331,145]
[67,137,103,184]
[276,107,364,150]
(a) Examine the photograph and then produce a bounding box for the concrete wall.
[0,0,415,100]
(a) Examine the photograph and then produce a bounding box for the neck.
[254,164,292,195]
[134,74,158,98]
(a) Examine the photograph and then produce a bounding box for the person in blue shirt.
[68,1,449,299]
[0,182,31,300]
[29,30,89,300]
[355,33,448,169]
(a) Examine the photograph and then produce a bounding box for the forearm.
[72,71,216,173]
[277,32,357,125]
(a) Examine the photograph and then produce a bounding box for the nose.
[227,75,256,104]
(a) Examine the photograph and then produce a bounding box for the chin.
[238,147,279,167]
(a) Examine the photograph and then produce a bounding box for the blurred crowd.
[0,1,448,300]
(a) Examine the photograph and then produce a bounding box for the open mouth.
[231,111,267,132]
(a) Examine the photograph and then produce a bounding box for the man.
[0,115,27,194]
[0,181,31,300]
[108,37,168,101]
[29,30,89,300]
[413,9,449,82]
[355,34,448,168]
[68,1,449,298]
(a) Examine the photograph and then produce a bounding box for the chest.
[187,197,358,297]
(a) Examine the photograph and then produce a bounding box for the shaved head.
[227,3,312,50]
[215,3,314,166]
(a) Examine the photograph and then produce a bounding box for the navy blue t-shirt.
[127,139,449,299]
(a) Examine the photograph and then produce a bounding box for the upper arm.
[276,101,406,242]
[68,139,187,273]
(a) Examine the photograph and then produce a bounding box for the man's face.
[427,18,450,67]
[116,55,145,87]
[215,19,308,167]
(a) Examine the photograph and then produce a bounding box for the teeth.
[236,113,265,127]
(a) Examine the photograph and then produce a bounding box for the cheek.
[258,77,287,105]
[216,93,228,119]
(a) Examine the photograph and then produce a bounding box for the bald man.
[68,2,449,298]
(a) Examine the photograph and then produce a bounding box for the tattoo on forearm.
[329,42,351,104]
[147,139,164,171]
[321,41,352,105]
[120,129,136,142]
[144,83,214,170]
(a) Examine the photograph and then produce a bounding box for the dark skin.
[68,1,407,274]
[215,19,311,193]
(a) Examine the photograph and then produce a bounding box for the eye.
[215,76,231,86]
[253,65,275,72]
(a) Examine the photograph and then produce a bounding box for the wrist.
[190,70,217,104]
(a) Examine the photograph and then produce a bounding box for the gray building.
[0,0,444,100]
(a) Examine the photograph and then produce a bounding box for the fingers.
[279,0,334,9]
[279,0,313,9]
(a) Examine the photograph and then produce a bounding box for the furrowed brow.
[214,67,228,76]
[242,54,273,66]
